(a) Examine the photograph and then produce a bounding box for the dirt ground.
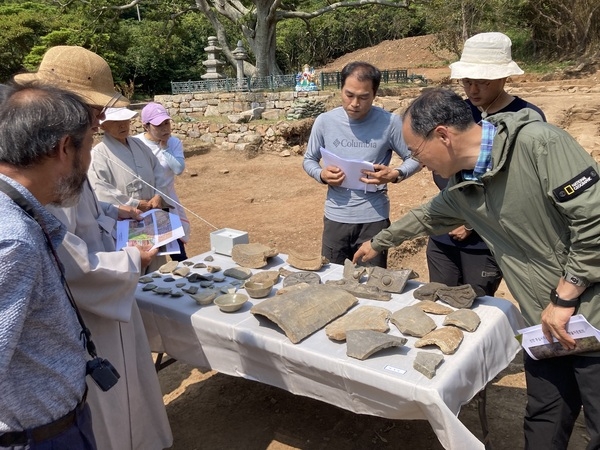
[156,35,600,449]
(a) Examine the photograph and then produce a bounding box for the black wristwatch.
[550,289,580,308]
[391,169,404,183]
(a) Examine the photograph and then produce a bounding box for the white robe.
[47,182,173,450]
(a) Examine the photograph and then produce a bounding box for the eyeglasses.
[410,127,436,162]
[460,79,491,89]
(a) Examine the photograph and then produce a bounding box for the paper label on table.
[516,314,600,360]
[384,365,407,375]
[320,147,376,192]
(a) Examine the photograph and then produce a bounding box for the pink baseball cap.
[141,102,171,125]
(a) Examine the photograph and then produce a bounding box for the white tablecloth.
[136,252,525,450]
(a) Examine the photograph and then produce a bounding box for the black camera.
[86,357,120,392]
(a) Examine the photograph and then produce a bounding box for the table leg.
[477,386,493,450]
[154,352,177,372]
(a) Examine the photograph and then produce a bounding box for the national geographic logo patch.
[552,166,599,202]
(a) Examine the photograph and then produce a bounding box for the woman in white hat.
[426,32,547,297]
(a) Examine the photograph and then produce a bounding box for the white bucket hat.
[100,107,137,124]
[449,32,524,80]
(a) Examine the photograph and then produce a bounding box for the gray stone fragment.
[346,330,407,360]
[212,275,225,282]
[153,287,172,295]
[443,309,481,332]
[325,279,392,301]
[413,351,444,379]
[193,262,207,269]
[342,259,367,282]
[204,256,214,262]
[325,306,391,341]
[415,326,464,354]
[415,300,454,315]
[175,282,186,288]
[142,283,157,291]
[365,266,413,293]
[435,284,478,309]
[182,285,199,294]
[282,271,321,287]
[413,282,448,301]
[223,267,252,280]
[390,305,437,337]
[251,285,357,344]
[189,290,218,306]
[139,276,154,284]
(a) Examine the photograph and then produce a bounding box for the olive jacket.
[373,109,600,328]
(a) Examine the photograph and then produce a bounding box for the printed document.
[320,147,376,192]
[116,209,184,256]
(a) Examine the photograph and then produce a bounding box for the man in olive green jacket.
[354,88,600,449]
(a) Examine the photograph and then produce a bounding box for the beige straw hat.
[449,32,524,80]
[14,46,128,108]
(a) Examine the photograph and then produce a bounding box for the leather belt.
[0,390,87,447]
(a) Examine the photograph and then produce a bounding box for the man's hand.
[449,225,472,241]
[134,244,159,271]
[117,205,143,221]
[352,240,379,264]
[148,194,163,210]
[360,164,400,185]
[320,165,345,186]
[541,303,577,350]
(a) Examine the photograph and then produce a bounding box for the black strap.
[0,177,97,358]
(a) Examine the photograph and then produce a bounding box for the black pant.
[426,237,502,296]
[321,217,390,268]
[524,353,600,449]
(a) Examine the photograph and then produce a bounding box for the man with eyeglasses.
[426,32,546,297]
[303,61,420,268]
[354,87,600,449]
[14,46,173,450]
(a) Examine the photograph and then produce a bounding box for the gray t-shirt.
[303,106,419,223]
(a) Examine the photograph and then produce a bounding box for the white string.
[98,154,220,231]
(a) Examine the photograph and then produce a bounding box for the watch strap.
[564,272,590,287]
[550,289,581,308]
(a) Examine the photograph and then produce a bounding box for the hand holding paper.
[320,147,376,192]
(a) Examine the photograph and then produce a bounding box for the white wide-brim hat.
[449,32,524,80]
[100,107,138,124]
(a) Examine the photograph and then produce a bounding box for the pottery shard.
[276,282,310,295]
[413,351,445,379]
[390,305,437,337]
[223,267,252,280]
[346,330,407,360]
[286,251,329,271]
[343,259,367,282]
[158,260,179,274]
[435,284,478,309]
[248,271,280,285]
[416,300,454,315]
[325,279,392,301]
[415,326,464,355]
[443,309,481,332]
[173,266,190,277]
[365,266,413,293]
[250,285,357,344]
[413,282,448,301]
[282,271,321,287]
[325,306,391,341]
[231,243,278,269]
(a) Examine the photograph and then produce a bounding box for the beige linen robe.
[47,182,173,450]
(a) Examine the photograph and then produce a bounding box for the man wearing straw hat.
[14,46,173,450]
[426,32,546,297]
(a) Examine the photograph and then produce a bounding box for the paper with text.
[320,147,376,192]
[116,209,184,256]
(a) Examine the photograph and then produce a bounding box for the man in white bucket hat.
[15,46,173,450]
[426,33,547,301]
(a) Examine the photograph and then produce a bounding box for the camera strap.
[0,177,98,358]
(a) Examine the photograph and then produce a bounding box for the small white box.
[210,228,249,256]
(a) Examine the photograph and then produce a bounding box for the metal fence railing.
[171,69,425,94]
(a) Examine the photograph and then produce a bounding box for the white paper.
[517,314,600,360]
[320,147,376,192]
[116,209,185,255]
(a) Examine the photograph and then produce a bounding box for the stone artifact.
[163,277,175,282]
[365,266,413,293]
[193,262,207,269]
[223,267,252,280]
[169,291,184,298]
[278,267,295,278]
[175,282,186,288]
[182,285,199,294]
[346,330,407,360]
[325,305,391,341]
[415,300,454,315]
[173,266,190,277]
[251,285,357,344]
[154,287,172,295]
[443,309,481,332]
[206,265,221,273]
[282,271,321,287]
[220,284,237,294]
[342,259,367,282]
[435,284,479,309]
[248,270,280,285]
[189,290,218,306]
[276,282,310,295]
[200,280,214,288]
[390,305,437,337]
[204,255,214,262]
[139,276,154,284]
[158,260,178,274]
[415,327,464,355]
[142,283,157,291]
[231,243,278,269]
[325,279,392,301]
[212,275,226,282]
[413,351,445,379]
[182,261,194,266]
[413,282,448,301]
[286,251,329,271]
[151,273,161,278]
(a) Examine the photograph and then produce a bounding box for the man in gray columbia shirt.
[303,61,420,267]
